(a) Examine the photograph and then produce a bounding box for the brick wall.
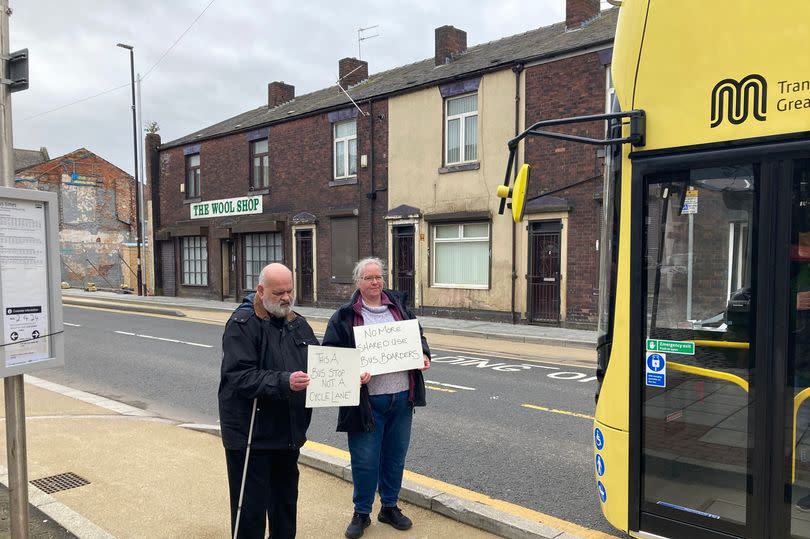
[524,52,607,326]
[15,148,136,289]
[155,101,389,304]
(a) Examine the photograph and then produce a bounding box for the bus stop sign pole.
[0,1,31,537]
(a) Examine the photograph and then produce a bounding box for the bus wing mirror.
[496,164,530,223]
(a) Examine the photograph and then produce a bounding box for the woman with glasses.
[322,257,431,539]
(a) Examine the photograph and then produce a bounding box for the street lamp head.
[116,43,134,50]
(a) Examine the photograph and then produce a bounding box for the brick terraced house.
[150,0,616,328]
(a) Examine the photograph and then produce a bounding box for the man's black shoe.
[345,512,371,539]
[377,506,412,530]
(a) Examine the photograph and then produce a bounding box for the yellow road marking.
[425,385,456,393]
[521,404,594,420]
[304,441,620,539]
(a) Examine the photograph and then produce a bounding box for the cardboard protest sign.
[306,346,360,408]
[353,319,424,376]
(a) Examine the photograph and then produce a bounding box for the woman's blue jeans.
[347,390,413,514]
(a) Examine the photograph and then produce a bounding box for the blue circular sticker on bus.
[647,353,665,372]
[595,454,605,477]
[597,481,607,502]
[594,427,604,451]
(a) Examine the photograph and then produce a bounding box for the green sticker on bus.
[646,339,695,355]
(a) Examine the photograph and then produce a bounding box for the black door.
[528,220,561,324]
[295,230,314,305]
[392,225,415,305]
[631,145,810,539]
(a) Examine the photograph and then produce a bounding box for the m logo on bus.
[710,74,767,128]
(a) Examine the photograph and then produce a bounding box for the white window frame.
[333,120,357,179]
[445,93,478,166]
[431,222,490,289]
[181,235,208,286]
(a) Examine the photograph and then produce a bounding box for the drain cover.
[30,472,90,494]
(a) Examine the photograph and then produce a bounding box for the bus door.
[634,147,810,539]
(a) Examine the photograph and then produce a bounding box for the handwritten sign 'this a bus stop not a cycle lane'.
[305,346,360,408]
[353,319,424,376]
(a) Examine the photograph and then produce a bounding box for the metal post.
[0,2,31,537]
[117,44,143,296]
[136,73,147,295]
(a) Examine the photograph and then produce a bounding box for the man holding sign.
[323,257,430,539]
[219,263,318,539]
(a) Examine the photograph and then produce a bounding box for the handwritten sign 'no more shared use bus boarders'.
[306,346,360,408]
[353,319,424,376]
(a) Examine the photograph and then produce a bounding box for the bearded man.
[219,263,319,539]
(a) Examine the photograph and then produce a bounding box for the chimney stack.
[268,81,295,108]
[338,58,368,87]
[566,0,600,30]
[435,25,467,66]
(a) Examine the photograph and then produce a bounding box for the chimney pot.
[268,81,295,108]
[338,58,369,87]
[566,0,600,30]
[435,25,467,67]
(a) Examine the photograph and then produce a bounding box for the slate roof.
[162,9,617,150]
[14,147,49,172]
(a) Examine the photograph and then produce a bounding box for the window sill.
[330,278,355,285]
[438,162,480,174]
[329,177,358,187]
[183,197,202,205]
[247,188,270,195]
[431,283,489,290]
[181,283,209,288]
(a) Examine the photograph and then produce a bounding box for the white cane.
[233,398,258,539]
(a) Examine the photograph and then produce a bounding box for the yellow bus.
[498,1,810,537]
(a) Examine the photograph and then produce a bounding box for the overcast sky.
[10,0,609,177]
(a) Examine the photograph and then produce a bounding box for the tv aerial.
[357,25,379,59]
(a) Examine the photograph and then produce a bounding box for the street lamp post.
[117,43,144,296]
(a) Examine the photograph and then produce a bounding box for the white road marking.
[425,380,476,391]
[547,371,588,380]
[63,322,81,327]
[115,330,212,348]
[430,353,598,386]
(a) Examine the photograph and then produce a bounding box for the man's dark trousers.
[225,448,300,539]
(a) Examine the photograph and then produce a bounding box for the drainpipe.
[511,63,524,324]
[366,99,376,256]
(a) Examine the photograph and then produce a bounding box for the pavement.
[0,290,612,539]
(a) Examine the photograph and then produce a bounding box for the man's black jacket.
[322,288,430,433]
[218,293,318,450]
